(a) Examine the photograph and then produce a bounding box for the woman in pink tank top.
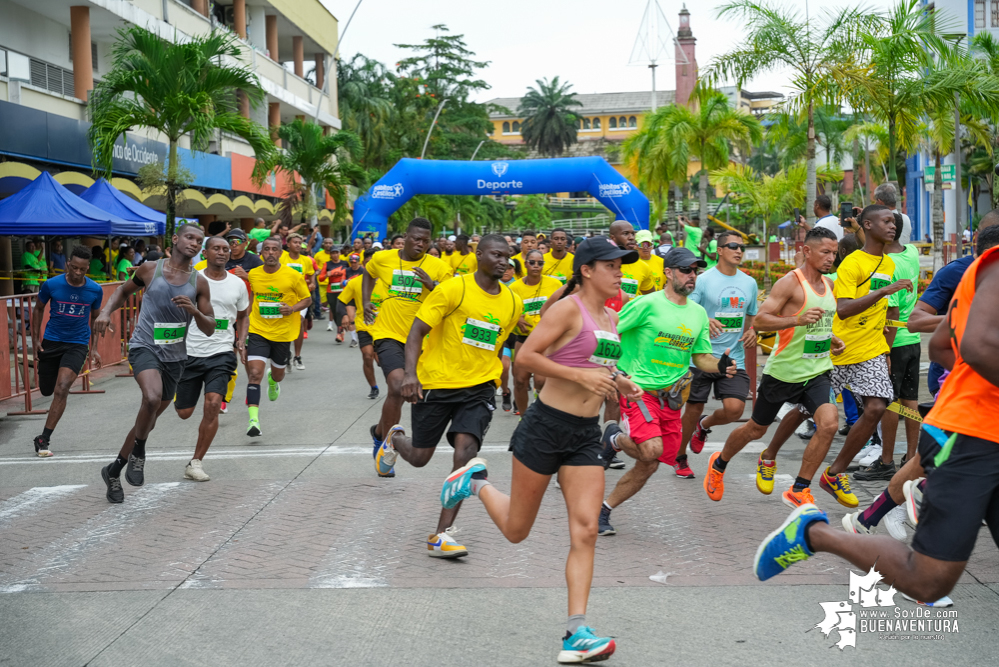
[438,236,642,662]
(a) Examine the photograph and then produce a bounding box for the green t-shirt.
[89,257,106,279]
[115,258,133,279]
[888,244,921,348]
[684,225,702,252]
[769,234,778,242]
[704,239,718,270]
[22,251,45,286]
[249,227,272,244]
[617,292,713,389]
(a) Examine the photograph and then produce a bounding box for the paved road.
[1,331,996,666]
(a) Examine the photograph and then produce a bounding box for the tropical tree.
[337,54,395,171]
[622,105,691,228]
[514,194,553,228]
[255,119,362,233]
[701,0,865,224]
[517,76,582,158]
[88,26,274,239]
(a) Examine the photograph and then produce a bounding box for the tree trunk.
[852,136,864,203]
[932,151,944,272]
[667,182,676,227]
[806,99,817,224]
[887,116,897,183]
[864,135,873,205]
[165,139,179,245]
[698,168,709,233]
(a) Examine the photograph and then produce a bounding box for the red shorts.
[619,392,683,465]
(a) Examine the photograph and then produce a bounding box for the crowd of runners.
[24,192,999,663]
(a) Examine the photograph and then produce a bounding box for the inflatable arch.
[351,156,650,239]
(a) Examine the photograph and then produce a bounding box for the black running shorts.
[246,332,291,368]
[128,345,185,401]
[912,434,999,562]
[510,399,602,475]
[411,381,495,449]
[374,338,406,376]
[174,352,238,410]
[37,340,88,396]
[688,367,751,404]
[751,372,831,426]
[889,342,921,402]
[358,330,373,349]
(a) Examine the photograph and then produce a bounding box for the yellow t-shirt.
[509,275,562,335]
[621,258,656,296]
[449,251,478,277]
[314,250,332,289]
[415,274,523,390]
[832,250,897,366]
[337,274,383,333]
[247,265,313,342]
[541,251,573,284]
[194,259,208,271]
[280,253,316,280]
[365,249,454,343]
[641,254,665,291]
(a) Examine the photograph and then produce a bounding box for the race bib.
[588,330,622,367]
[287,262,303,273]
[621,277,639,295]
[462,317,500,350]
[870,272,892,291]
[802,333,832,359]
[715,311,744,333]
[390,270,422,297]
[153,322,187,345]
[523,296,546,315]
[214,318,230,331]
[258,302,282,319]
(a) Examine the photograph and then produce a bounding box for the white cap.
[448,235,456,242]
[372,242,383,249]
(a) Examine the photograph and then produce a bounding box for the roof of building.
[487,91,678,118]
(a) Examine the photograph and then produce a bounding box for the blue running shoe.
[441,457,487,509]
[753,503,828,581]
[558,626,616,664]
[374,425,401,478]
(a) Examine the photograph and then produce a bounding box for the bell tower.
[675,5,698,108]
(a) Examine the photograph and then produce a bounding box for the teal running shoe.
[440,457,487,509]
[558,626,616,664]
[267,369,280,401]
[754,503,828,581]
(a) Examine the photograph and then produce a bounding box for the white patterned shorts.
[831,354,894,401]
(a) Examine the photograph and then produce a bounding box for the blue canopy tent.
[79,179,166,236]
[0,171,128,235]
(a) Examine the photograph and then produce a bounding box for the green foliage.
[514,195,552,228]
[517,76,582,158]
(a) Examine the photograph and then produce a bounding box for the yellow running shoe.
[819,468,859,508]
[756,456,776,495]
[427,527,468,559]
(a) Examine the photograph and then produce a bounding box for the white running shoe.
[327,322,334,331]
[427,527,468,558]
[184,459,210,482]
[294,357,305,371]
[883,505,908,541]
[852,441,875,463]
[859,444,882,468]
[902,478,924,526]
[902,593,953,607]
[841,511,875,535]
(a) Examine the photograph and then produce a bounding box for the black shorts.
[374,338,406,376]
[751,372,831,426]
[411,381,495,449]
[358,330,373,348]
[246,332,291,368]
[510,399,602,475]
[912,434,999,562]
[504,333,526,350]
[128,345,185,401]
[37,340,88,396]
[889,342,921,402]
[688,367,752,403]
[328,293,347,324]
[174,352,238,410]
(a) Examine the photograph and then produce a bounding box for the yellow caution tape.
[886,401,923,423]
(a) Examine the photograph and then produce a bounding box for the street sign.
[924,165,955,190]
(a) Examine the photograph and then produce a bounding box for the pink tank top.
[547,294,623,369]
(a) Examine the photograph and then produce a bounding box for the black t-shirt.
[227,252,264,273]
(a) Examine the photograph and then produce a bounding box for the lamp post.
[420,98,448,160]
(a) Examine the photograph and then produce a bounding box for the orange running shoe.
[704,451,725,501]
[781,486,816,509]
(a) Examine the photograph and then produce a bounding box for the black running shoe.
[502,391,512,412]
[838,423,852,436]
[367,387,379,400]
[598,505,616,536]
[33,435,53,458]
[124,454,145,487]
[599,422,622,470]
[608,456,626,470]
[854,458,896,481]
[102,465,124,503]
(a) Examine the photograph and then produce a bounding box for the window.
[583,118,591,130]
[976,0,986,28]
[512,121,521,133]
[628,116,637,128]
[592,117,601,129]
[992,0,999,27]
[609,117,617,129]
[502,121,510,133]
[619,116,627,127]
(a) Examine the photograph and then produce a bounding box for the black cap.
[663,247,707,269]
[573,236,639,272]
[225,228,248,242]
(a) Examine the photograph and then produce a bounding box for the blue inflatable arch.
[351,156,649,240]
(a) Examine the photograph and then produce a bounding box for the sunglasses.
[721,243,746,251]
[227,238,245,245]
[526,260,544,267]
[673,266,699,275]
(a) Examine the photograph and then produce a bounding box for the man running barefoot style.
[174,237,249,481]
[30,246,104,457]
[375,235,522,558]
[755,240,999,606]
[704,227,846,508]
[340,250,383,399]
[364,218,453,476]
[439,236,642,663]
[676,230,758,479]
[598,247,737,537]
[94,224,216,503]
[244,237,312,437]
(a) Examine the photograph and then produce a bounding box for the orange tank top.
[924,245,999,443]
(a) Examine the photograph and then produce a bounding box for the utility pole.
[954,91,963,248]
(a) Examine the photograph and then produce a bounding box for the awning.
[0,171,127,236]
[79,178,166,236]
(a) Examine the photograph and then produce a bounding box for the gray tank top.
[129,259,200,362]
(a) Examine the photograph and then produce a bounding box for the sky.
[319,0,907,104]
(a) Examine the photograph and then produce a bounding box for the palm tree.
[622,106,690,228]
[88,26,274,239]
[517,76,582,158]
[255,119,362,233]
[337,54,395,171]
[658,90,762,233]
[701,0,865,224]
